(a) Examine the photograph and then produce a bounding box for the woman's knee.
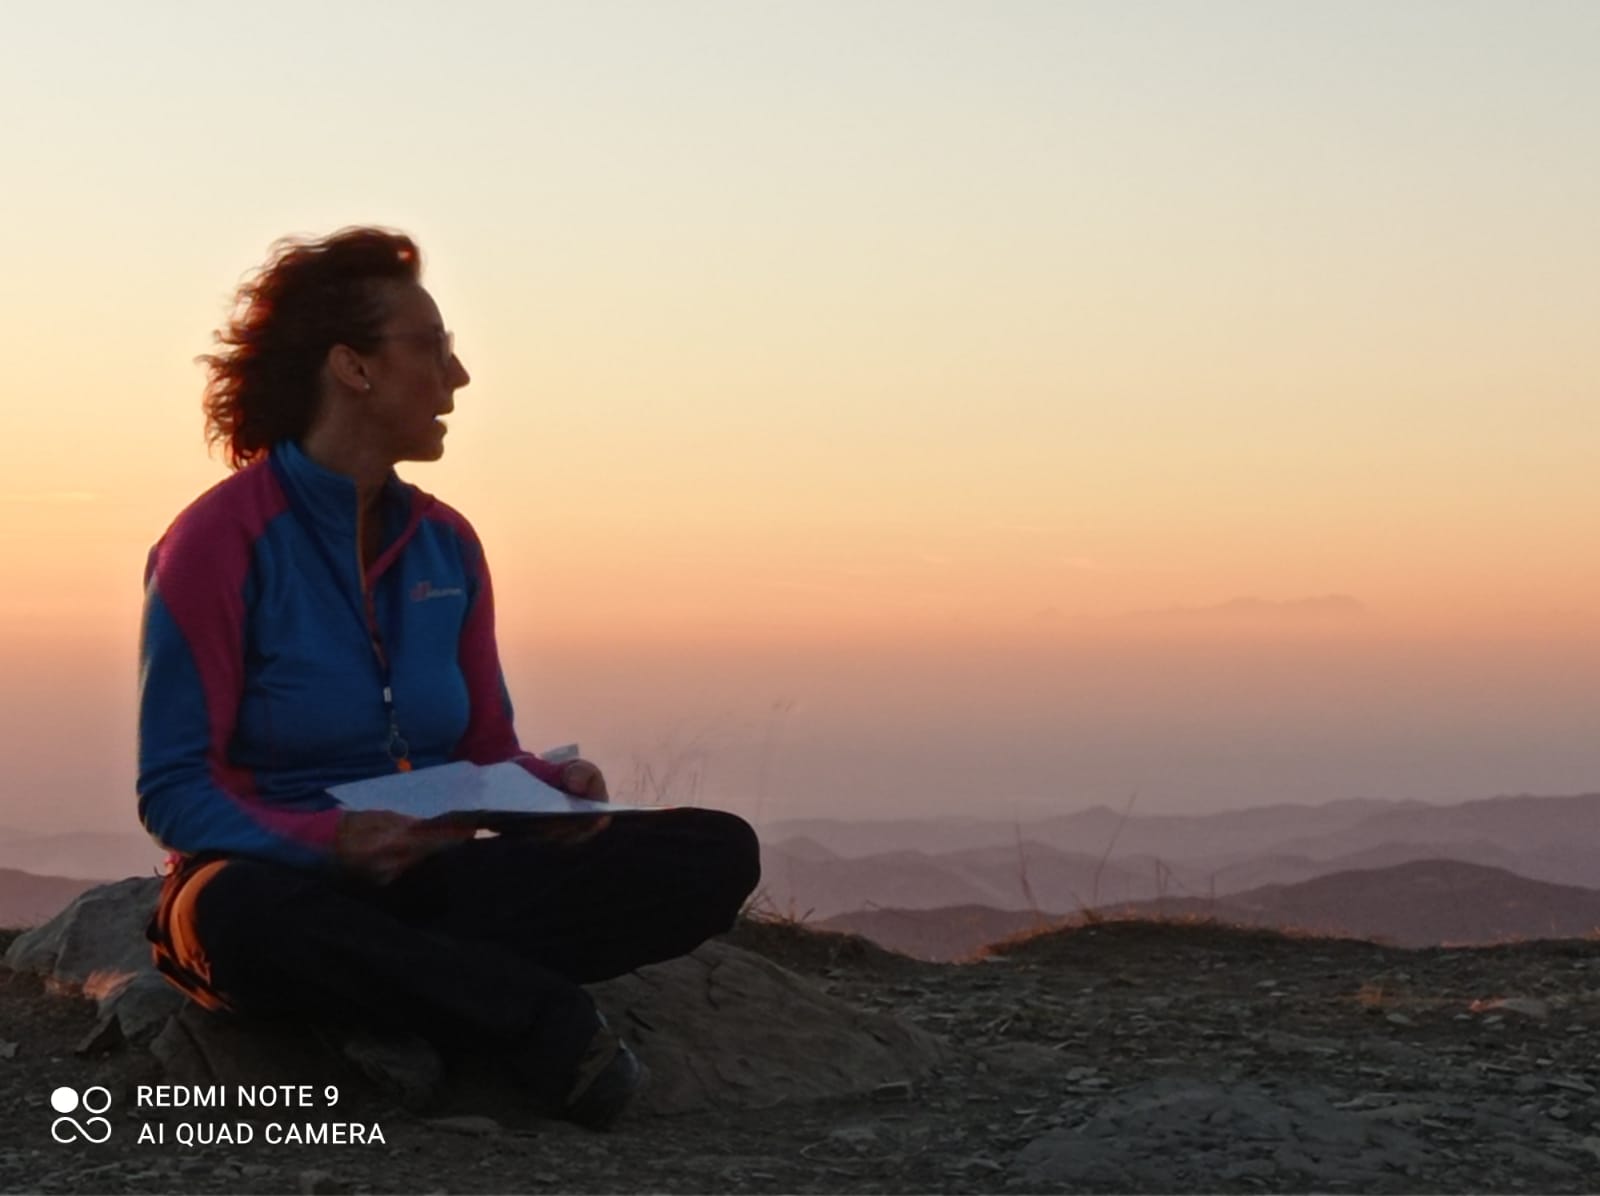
[678,808,762,920]
[718,811,763,901]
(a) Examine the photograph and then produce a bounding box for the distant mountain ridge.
[762,834,1579,922]
[20,790,1600,884]
[818,859,1600,960]
[0,868,100,928]
[0,830,164,882]
[761,791,1600,921]
[12,791,1600,936]
[766,795,1432,861]
[1113,858,1600,948]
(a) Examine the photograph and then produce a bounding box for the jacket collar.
[268,440,433,563]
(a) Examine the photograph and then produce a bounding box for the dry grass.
[977,909,1379,961]
[1354,980,1390,1008]
[722,908,913,975]
[739,882,814,927]
[731,902,1394,973]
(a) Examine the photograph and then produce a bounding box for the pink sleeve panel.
[424,504,561,779]
[142,466,341,858]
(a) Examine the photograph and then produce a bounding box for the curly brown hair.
[200,227,422,469]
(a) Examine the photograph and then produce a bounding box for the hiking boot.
[562,1018,644,1130]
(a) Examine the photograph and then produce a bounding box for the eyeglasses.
[375,328,456,368]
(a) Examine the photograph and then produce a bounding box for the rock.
[1547,1075,1597,1095]
[1484,998,1551,1021]
[341,1029,443,1111]
[103,971,186,1044]
[422,1115,504,1136]
[955,1155,1003,1173]
[978,1041,1062,1074]
[1261,1030,1342,1057]
[4,878,180,1044]
[586,940,947,1116]
[1010,1079,1430,1188]
[18,880,946,1120]
[1220,1159,1276,1180]
[298,1169,347,1195]
[4,877,161,983]
[826,1124,880,1148]
[1495,1142,1580,1175]
[871,1080,914,1102]
[74,1013,121,1057]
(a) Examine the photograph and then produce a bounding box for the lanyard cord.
[268,453,419,775]
[365,583,412,773]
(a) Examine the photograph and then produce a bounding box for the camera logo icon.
[50,1086,113,1144]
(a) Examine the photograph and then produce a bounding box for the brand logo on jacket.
[410,581,466,603]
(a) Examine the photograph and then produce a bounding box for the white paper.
[328,761,639,819]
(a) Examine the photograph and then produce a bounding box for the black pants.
[148,808,760,1101]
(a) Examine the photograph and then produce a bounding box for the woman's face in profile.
[365,283,471,464]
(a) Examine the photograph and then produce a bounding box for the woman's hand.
[335,810,472,884]
[558,758,609,801]
[535,758,611,844]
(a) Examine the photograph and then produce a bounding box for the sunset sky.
[2,1,1598,837]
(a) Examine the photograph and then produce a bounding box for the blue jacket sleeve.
[137,515,342,869]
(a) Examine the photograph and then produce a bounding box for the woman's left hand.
[559,758,609,801]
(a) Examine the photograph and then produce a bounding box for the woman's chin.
[403,438,448,464]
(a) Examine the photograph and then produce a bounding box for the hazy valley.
[7,792,1600,962]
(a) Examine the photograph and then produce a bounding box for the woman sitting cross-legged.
[138,226,761,1129]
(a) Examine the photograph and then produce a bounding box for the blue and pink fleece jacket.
[137,440,567,869]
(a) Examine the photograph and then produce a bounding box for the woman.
[139,227,761,1129]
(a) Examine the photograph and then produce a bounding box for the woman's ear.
[327,343,373,394]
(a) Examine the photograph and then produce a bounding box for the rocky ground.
[3,917,1600,1194]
